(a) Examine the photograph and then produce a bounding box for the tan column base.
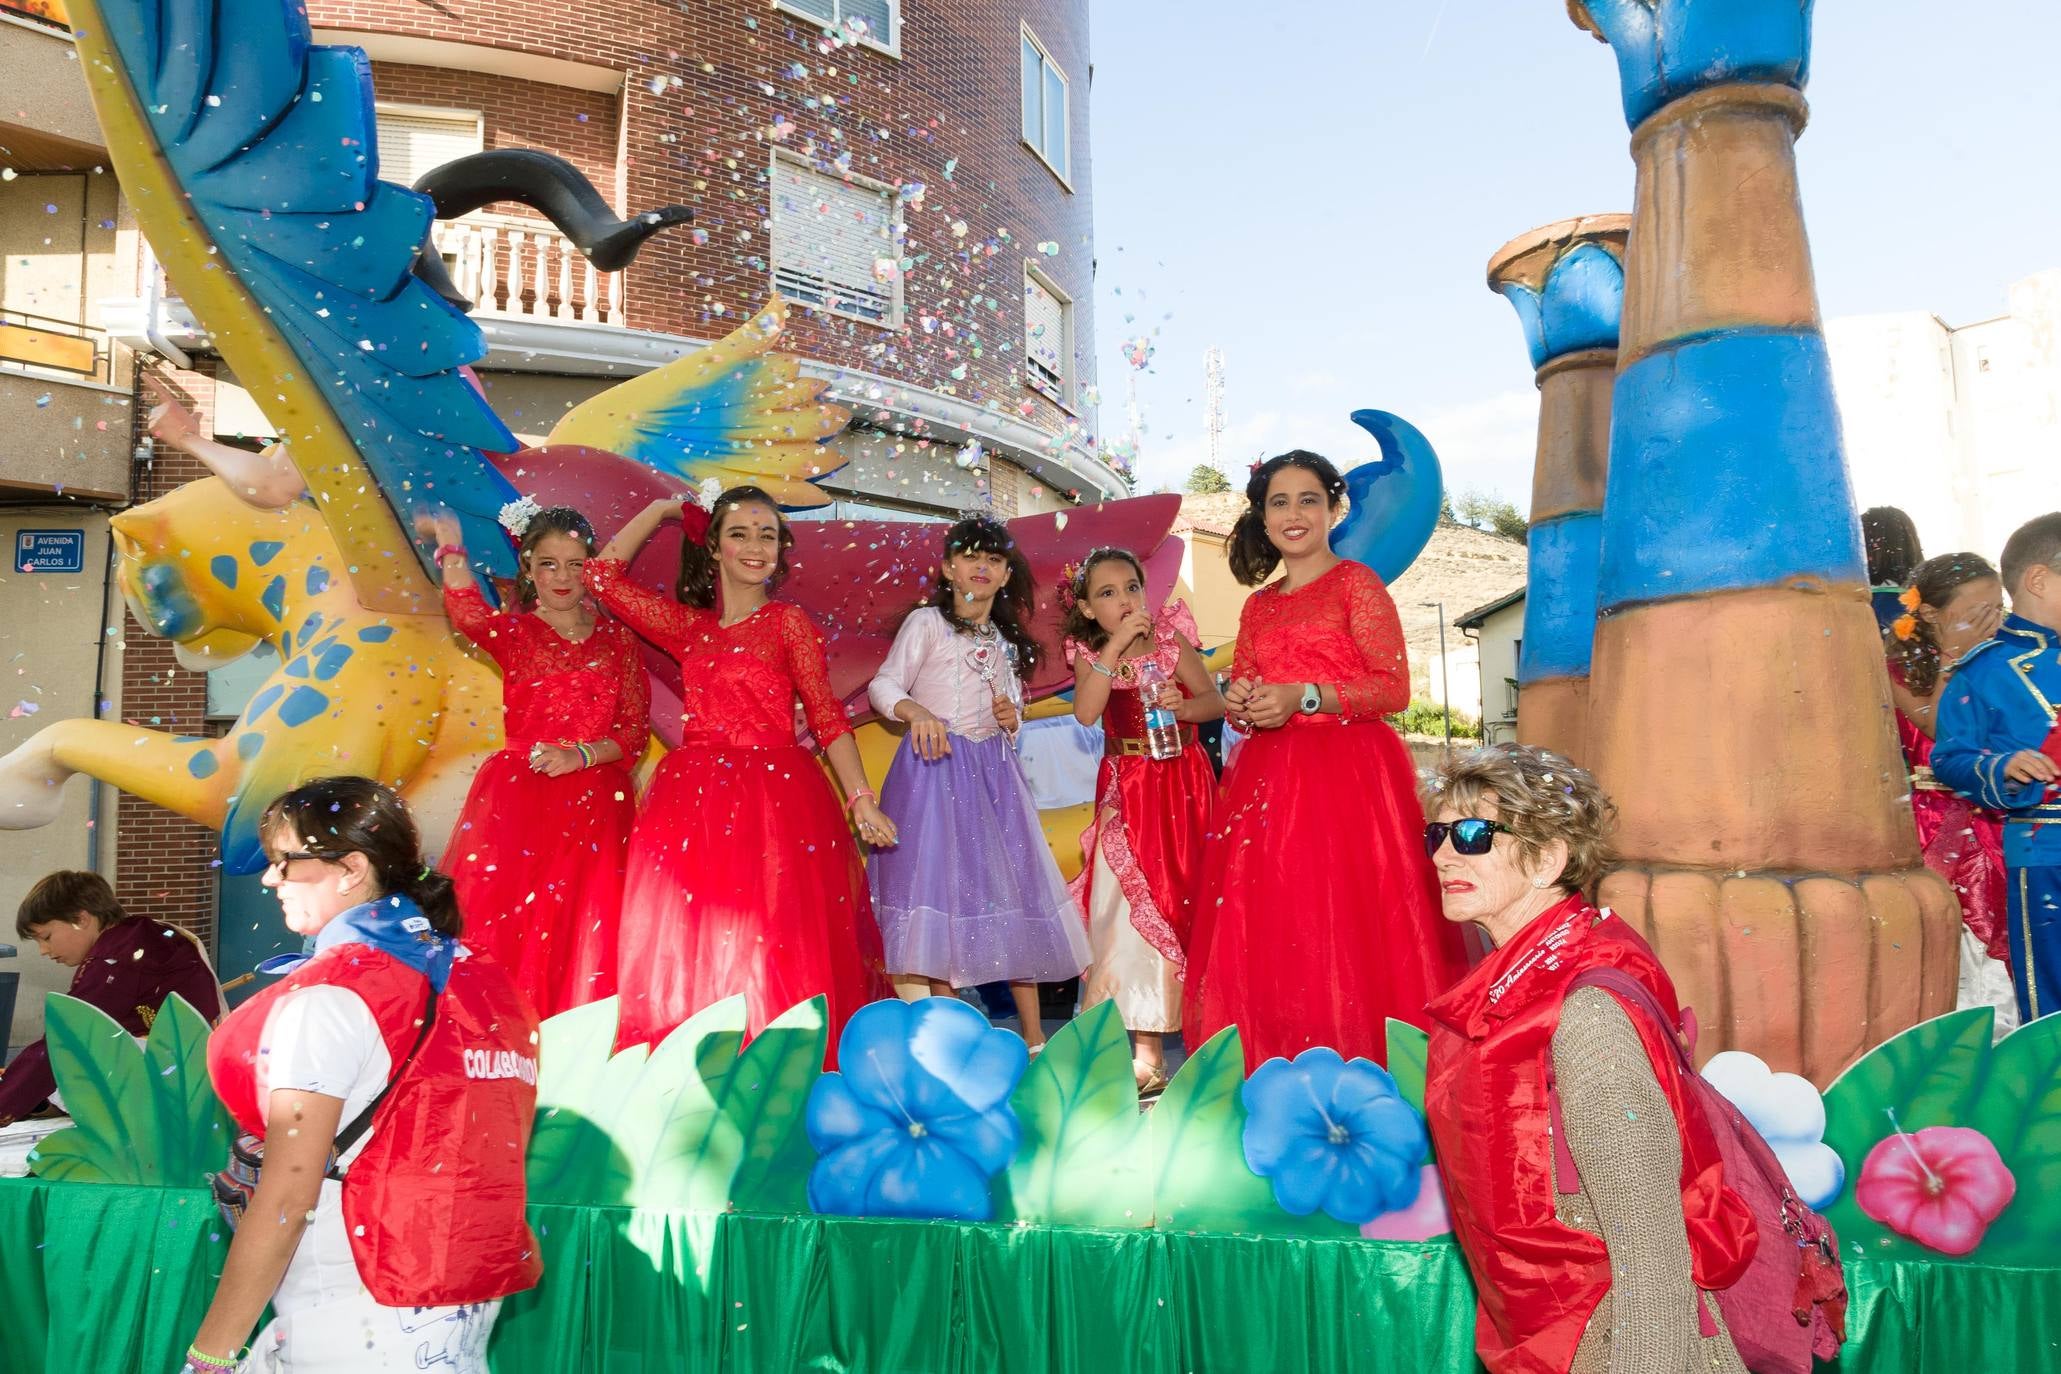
[1515,676,1590,766]
[1597,862,1959,1087]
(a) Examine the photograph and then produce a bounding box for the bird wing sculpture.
[546,297,849,509]
[68,0,519,611]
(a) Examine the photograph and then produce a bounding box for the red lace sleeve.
[1230,594,1260,684]
[780,605,853,748]
[443,583,521,670]
[584,558,702,654]
[606,627,651,762]
[1337,565,1410,721]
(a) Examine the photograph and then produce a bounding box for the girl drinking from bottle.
[866,516,1090,1050]
[1063,548,1222,1094]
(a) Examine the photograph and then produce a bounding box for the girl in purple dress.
[866,516,1091,1049]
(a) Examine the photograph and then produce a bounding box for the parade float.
[0,1,2055,1370]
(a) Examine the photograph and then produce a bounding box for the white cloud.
[1414,389,1539,513]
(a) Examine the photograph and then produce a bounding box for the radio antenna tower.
[1203,346,1226,477]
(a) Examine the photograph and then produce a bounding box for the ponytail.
[1228,450,1346,587]
[259,775,464,938]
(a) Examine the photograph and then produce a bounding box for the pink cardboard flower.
[1855,1125,2015,1256]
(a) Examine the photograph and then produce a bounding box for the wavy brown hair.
[513,506,596,610]
[677,486,793,610]
[1422,743,1618,896]
[1059,547,1146,653]
[921,515,1042,679]
[1228,450,1347,587]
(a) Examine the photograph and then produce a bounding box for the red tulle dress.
[440,584,647,1021]
[1892,667,2009,964]
[586,558,884,1052]
[1186,560,1468,1067]
[1065,602,1217,1034]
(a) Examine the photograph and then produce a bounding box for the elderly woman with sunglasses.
[1419,744,1754,1374]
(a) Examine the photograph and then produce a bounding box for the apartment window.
[1019,27,1070,183]
[771,154,902,326]
[1023,266,1072,404]
[775,0,900,54]
[373,104,484,190]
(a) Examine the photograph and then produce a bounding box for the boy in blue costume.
[1934,513,2061,1020]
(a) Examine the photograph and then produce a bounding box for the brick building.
[0,0,1114,1019]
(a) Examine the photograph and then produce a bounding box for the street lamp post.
[1423,601,1451,751]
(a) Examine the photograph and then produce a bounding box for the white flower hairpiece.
[498,495,542,539]
[693,477,724,513]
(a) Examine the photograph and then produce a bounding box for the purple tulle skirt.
[869,731,1092,987]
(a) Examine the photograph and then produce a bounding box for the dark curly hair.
[259,776,462,937]
[678,485,793,610]
[1889,552,1999,695]
[513,505,596,610]
[1228,450,1348,587]
[923,515,1042,679]
[1059,547,1146,653]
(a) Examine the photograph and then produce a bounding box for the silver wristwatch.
[1298,683,1321,715]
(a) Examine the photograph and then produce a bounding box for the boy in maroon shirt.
[1,871,222,1124]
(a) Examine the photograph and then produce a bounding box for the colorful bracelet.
[844,787,878,813]
[185,1344,246,1374]
[433,544,467,564]
[575,742,595,769]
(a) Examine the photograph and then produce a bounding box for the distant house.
[1455,588,1526,744]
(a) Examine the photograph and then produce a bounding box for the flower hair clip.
[1055,561,1082,612]
[693,476,724,513]
[497,495,542,540]
[1899,585,1922,612]
[1892,613,1919,642]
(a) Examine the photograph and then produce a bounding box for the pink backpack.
[1547,967,1847,1374]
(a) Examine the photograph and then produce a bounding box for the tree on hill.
[1184,463,1231,495]
[1451,489,1529,543]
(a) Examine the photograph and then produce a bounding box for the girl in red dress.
[426,505,647,1021]
[586,488,894,1051]
[1188,451,1468,1067]
[1885,551,2014,1027]
[1064,549,1222,1094]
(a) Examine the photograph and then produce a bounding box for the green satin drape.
[2,1179,2052,1373]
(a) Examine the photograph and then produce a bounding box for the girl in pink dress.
[427,506,646,1020]
[585,487,894,1052]
[1886,551,2014,1026]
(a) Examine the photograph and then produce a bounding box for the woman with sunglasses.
[1185,450,1467,1066]
[184,777,539,1373]
[1420,745,1755,1374]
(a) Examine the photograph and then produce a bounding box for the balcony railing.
[429,215,626,329]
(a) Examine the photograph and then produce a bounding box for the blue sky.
[1086,1,2061,507]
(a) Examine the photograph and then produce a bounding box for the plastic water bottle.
[1136,660,1182,761]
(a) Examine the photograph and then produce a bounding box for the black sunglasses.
[1424,818,1512,857]
[263,849,330,875]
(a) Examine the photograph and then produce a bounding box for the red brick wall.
[311,0,1098,442]
[112,364,223,943]
[368,62,622,214]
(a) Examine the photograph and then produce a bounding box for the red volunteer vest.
[1423,897,1756,1374]
[207,943,543,1306]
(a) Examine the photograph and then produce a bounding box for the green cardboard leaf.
[1963,1014,2061,1261]
[528,997,647,1206]
[722,998,826,1215]
[1002,1000,1149,1228]
[143,994,234,1187]
[30,994,153,1184]
[632,997,750,1210]
[1151,1027,1266,1230]
[1385,1019,1433,1164]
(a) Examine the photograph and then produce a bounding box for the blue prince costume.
[1933,615,2061,1021]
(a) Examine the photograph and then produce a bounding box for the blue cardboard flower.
[805,997,1027,1221]
[1241,1048,1427,1225]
